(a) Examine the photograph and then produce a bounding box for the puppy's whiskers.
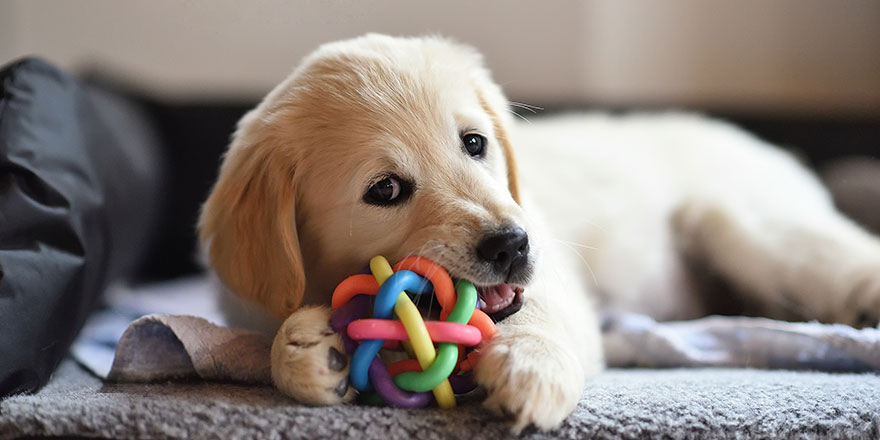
[509,101,543,114]
[507,109,532,125]
[552,238,599,251]
[401,243,444,263]
[348,202,355,238]
[556,240,599,288]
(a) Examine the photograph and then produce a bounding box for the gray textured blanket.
[2,360,879,439]
[4,277,880,439]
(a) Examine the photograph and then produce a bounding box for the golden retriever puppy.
[199,34,880,431]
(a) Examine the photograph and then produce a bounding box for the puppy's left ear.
[198,111,306,320]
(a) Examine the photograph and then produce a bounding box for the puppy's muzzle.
[476,226,530,281]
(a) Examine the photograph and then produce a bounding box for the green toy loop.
[393,280,478,392]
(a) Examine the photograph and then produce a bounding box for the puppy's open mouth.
[477,284,524,322]
[413,281,524,323]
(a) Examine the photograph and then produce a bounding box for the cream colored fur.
[200,34,880,431]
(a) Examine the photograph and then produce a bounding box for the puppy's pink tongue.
[480,284,516,314]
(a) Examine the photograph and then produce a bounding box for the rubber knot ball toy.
[330,255,497,408]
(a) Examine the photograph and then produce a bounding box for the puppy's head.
[199,34,532,321]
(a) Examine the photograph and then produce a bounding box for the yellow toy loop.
[369,256,456,408]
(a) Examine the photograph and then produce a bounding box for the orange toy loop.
[458,351,481,372]
[331,274,379,310]
[393,256,456,311]
[468,310,497,339]
[394,256,497,340]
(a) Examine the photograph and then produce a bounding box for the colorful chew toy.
[330,255,496,409]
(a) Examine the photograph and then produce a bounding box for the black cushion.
[0,58,162,396]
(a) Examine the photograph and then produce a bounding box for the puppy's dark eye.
[462,133,487,158]
[363,175,412,206]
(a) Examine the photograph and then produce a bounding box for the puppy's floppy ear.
[198,112,305,320]
[478,91,521,205]
[448,38,521,205]
[430,36,521,204]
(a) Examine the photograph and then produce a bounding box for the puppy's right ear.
[199,112,305,320]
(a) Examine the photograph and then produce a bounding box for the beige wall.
[2,0,878,116]
[580,1,880,115]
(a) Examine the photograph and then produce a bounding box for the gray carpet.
[2,360,879,439]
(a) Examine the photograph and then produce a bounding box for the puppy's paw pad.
[328,346,347,371]
[271,306,355,405]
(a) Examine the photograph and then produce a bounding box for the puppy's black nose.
[476,227,530,278]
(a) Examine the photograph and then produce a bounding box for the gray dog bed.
[2,360,879,439]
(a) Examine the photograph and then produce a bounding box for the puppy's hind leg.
[271,306,356,405]
[674,180,880,328]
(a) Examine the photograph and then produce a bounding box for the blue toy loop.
[349,270,431,391]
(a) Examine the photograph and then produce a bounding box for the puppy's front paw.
[271,306,355,405]
[475,326,587,432]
